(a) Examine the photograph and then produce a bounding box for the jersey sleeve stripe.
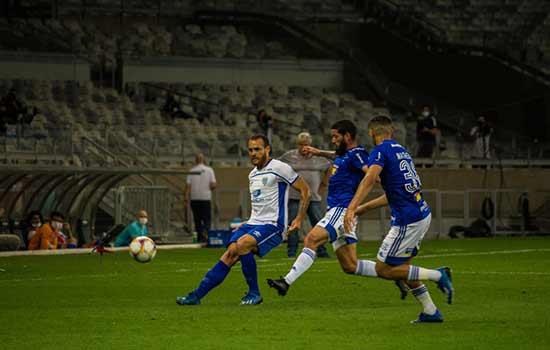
[288,174,298,185]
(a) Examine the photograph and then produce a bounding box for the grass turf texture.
[1,238,549,350]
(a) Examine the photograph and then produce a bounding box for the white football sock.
[408,265,442,281]
[284,248,316,285]
[411,284,437,315]
[354,260,378,277]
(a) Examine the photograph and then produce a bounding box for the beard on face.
[252,152,268,166]
[334,140,347,156]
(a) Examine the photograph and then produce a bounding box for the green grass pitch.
[1,238,549,350]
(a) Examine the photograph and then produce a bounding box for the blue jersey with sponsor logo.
[327,146,369,209]
[368,140,431,226]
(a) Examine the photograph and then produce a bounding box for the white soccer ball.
[128,236,157,263]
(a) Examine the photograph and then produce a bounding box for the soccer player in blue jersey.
[343,115,453,323]
[176,135,311,305]
[267,120,374,293]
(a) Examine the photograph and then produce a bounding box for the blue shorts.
[228,223,283,257]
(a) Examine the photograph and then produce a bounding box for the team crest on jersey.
[331,165,338,175]
[262,177,268,185]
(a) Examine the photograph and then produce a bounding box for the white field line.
[414,248,550,259]
[1,249,549,283]
[0,243,203,258]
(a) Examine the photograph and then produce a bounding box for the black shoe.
[395,280,409,300]
[266,277,290,296]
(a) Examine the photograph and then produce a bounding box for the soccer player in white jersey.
[176,135,311,305]
[344,116,453,323]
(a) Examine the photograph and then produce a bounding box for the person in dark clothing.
[162,93,192,120]
[0,89,23,133]
[416,105,439,158]
[470,115,493,159]
[256,109,273,144]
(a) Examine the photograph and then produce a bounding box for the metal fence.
[113,186,173,237]
[210,187,549,239]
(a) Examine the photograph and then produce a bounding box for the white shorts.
[316,207,358,251]
[377,214,431,265]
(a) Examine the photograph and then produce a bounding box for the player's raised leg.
[353,215,454,306]
[176,242,239,305]
[267,225,328,295]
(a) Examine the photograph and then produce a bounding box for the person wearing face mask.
[25,210,43,245]
[114,210,149,247]
[27,211,67,250]
[416,105,440,158]
[279,131,331,258]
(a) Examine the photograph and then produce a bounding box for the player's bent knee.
[342,263,357,274]
[375,262,392,279]
[303,235,317,249]
[225,243,240,260]
[220,249,239,267]
[304,232,325,249]
[236,235,257,255]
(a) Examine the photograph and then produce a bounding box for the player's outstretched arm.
[288,177,311,233]
[302,146,336,160]
[344,164,383,233]
[356,194,388,216]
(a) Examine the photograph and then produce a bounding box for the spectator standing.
[114,210,149,247]
[185,153,217,243]
[416,105,439,158]
[0,89,23,133]
[257,109,273,144]
[279,132,331,258]
[470,115,493,159]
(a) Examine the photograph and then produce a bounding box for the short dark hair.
[331,120,357,139]
[368,115,393,135]
[248,134,270,148]
[49,211,65,221]
[26,210,43,225]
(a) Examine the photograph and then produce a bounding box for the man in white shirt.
[185,153,217,242]
[177,135,311,306]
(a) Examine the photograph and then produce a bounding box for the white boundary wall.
[0,51,90,81]
[124,57,343,87]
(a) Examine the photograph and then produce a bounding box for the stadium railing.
[211,187,549,239]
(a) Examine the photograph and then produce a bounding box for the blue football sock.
[240,253,259,295]
[194,260,231,299]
